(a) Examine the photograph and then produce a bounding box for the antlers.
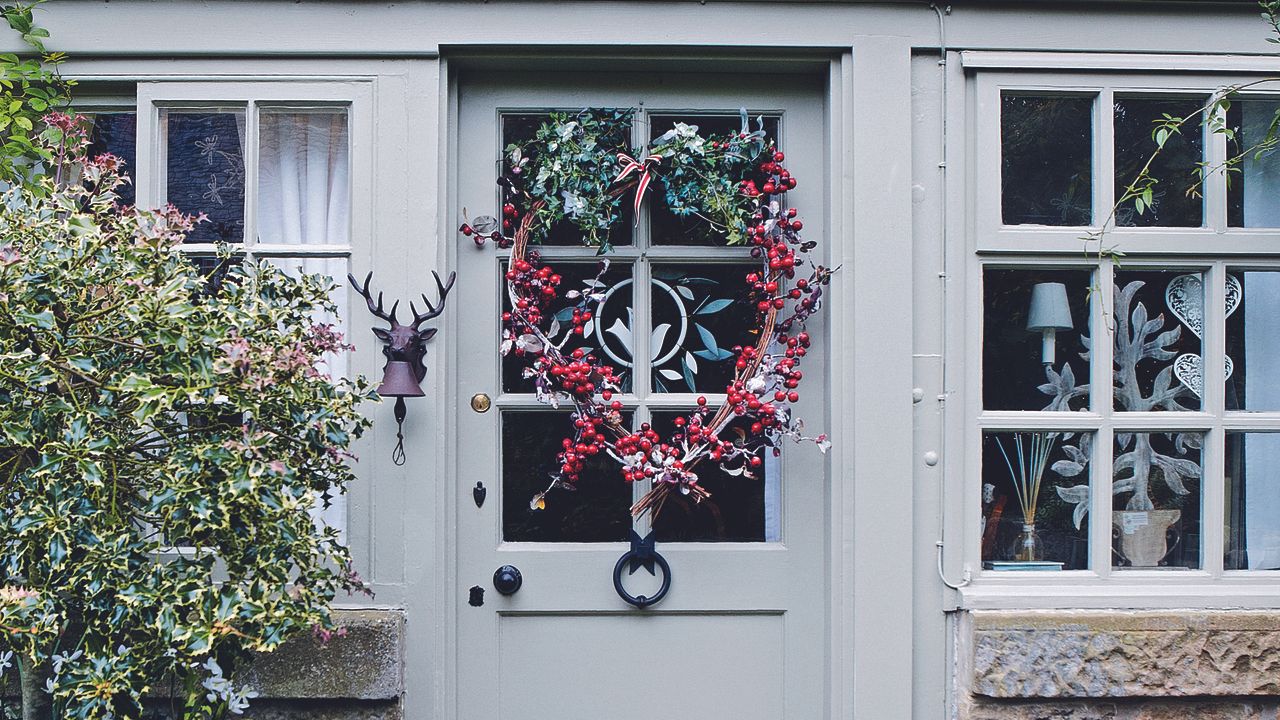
[348,271,399,325]
[347,270,456,331]
[410,271,457,329]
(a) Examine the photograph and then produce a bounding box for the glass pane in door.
[502,261,634,394]
[650,263,758,395]
[502,410,633,542]
[648,114,780,246]
[501,112,634,246]
[650,412,778,543]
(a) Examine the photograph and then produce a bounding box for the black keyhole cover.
[493,565,522,595]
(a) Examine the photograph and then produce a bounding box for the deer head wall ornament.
[349,270,456,465]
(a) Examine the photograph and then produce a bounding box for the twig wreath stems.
[461,109,834,518]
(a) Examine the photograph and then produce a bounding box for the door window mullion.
[632,108,654,536]
[632,403,653,536]
[244,100,260,259]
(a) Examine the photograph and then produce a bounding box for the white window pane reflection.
[1227,432,1280,570]
[1227,270,1280,411]
[1228,99,1280,228]
[258,110,350,247]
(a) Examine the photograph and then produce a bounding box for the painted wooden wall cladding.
[42,2,1280,718]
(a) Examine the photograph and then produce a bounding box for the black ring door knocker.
[613,530,671,609]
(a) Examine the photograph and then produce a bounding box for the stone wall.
[960,610,1280,719]
[241,609,404,720]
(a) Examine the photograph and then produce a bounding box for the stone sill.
[243,609,404,701]
[966,609,1280,699]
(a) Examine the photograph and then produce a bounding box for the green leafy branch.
[1084,1,1280,326]
[0,0,73,190]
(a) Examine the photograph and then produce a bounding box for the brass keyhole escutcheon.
[470,393,492,413]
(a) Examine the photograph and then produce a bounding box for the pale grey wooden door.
[454,71,829,719]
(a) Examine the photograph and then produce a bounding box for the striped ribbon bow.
[613,152,663,222]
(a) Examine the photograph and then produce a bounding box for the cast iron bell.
[377,359,426,398]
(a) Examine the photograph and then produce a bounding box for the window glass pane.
[650,263,757,395]
[501,113,633,247]
[983,268,1091,411]
[1001,94,1093,226]
[650,409,778,538]
[162,109,246,244]
[1227,99,1280,227]
[85,112,137,206]
[1226,432,1280,570]
[649,114,780,246]
[650,412,778,543]
[258,109,350,246]
[502,261,633,394]
[1224,270,1280,410]
[503,410,632,542]
[1113,270,1203,412]
[1113,96,1205,228]
[1113,432,1201,570]
[982,431,1091,570]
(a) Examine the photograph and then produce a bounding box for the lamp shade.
[377,360,426,398]
[1026,282,1073,332]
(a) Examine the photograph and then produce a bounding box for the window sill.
[957,576,1280,610]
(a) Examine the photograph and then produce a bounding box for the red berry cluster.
[557,409,609,484]
[740,150,798,198]
[542,348,619,397]
[502,255,559,333]
[760,151,798,194]
[615,423,666,482]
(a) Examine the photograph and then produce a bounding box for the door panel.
[499,613,784,720]
[455,71,828,719]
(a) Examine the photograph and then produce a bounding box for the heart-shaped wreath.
[460,109,833,518]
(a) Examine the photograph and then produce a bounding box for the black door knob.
[493,565,522,595]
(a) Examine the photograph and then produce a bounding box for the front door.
[454,70,829,719]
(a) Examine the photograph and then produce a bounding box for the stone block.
[242,609,404,701]
[968,610,1280,699]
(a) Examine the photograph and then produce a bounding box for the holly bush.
[0,127,373,718]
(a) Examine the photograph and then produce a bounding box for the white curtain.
[258,111,350,247]
[259,110,352,538]
[1240,101,1280,567]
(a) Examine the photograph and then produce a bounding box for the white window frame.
[958,67,1280,609]
[130,80,374,539]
